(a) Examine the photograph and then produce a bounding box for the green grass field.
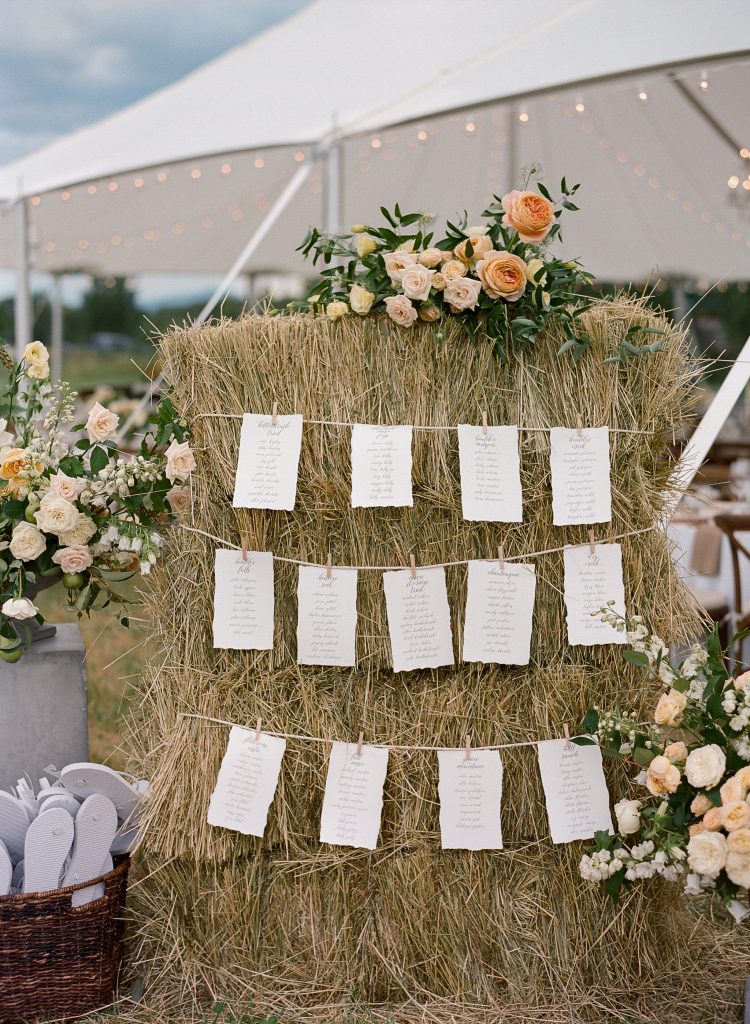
[63,345,160,392]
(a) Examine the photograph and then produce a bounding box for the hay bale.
[125,298,748,1022]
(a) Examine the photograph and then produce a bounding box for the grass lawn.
[63,345,161,392]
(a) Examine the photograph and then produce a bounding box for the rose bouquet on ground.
[0,340,195,662]
[577,606,750,922]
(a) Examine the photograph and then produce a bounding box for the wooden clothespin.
[563,723,573,750]
[356,731,364,757]
[409,553,417,579]
[498,545,505,573]
[576,411,583,436]
[241,537,248,561]
[271,401,278,426]
[588,529,596,555]
[255,717,262,741]
[482,410,488,435]
[326,551,332,578]
[464,734,472,762]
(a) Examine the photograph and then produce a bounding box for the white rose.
[86,401,120,442]
[49,471,82,502]
[400,264,435,301]
[687,830,727,879]
[443,276,482,311]
[383,250,417,283]
[34,493,80,536]
[726,851,750,888]
[614,798,642,836]
[27,363,50,381]
[727,828,750,855]
[2,597,38,620]
[349,284,375,315]
[23,341,49,368]
[654,689,687,726]
[58,513,97,547]
[52,545,93,574]
[383,294,418,327]
[646,755,681,795]
[355,234,377,259]
[165,439,197,484]
[719,800,750,832]
[9,522,46,561]
[685,744,727,789]
[166,485,191,515]
[417,248,444,269]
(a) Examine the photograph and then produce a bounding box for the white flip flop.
[0,839,12,896]
[0,791,31,861]
[23,807,74,894]
[11,858,24,893]
[61,764,141,822]
[84,852,113,904]
[110,820,141,856]
[62,794,118,907]
[15,779,39,822]
[39,792,81,817]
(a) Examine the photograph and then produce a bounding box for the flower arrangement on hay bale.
[577,607,750,923]
[0,339,195,662]
[292,169,667,363]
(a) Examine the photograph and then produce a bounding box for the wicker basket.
[0,855,130,1023]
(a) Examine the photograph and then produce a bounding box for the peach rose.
[383,294,417,327]
[441,260,467,281]
[86,402,119,443]
[646,755,681,796]
[432,273,447,291]
[725,851,750,888]
[52,545,93,574]
[475,251,528,302]
[0,447,28,481]
[665,741,688,762]
[691,793,714,817]
[721,776,746,805]
[383,250,417,283]
[702,807,723,831]
[417,303,441,323]
[418,248,444,269]
[444,276,482,312]
[728,828,750,855]
[734,670,750,690]
[655,689,687,726]
[165,439,197,484]
[736,766,750,791]
[454,230,493,265]
[400,264,435,301]
[501,189,555,242]
[719,800,750,832]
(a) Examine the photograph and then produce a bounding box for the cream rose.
[614,798,642,836]
[27,363,50,381]
[418,248,443,269]
[52,545,93,575]
[703,807,723,831]
[454,231,493,265]
[165,439,197,484]
[418,303,441,323]
[728,828,750,855]
[654,689,687,726]
[400,264,435,301]
[501,189,555,242]
[34,493,79,535]
[49,471,82,502]
[23,341,49,368]
[0,419,13,449]
[687,830,727,878]
[383,294,417,327]
[58,513,97,547]
[685,744,726,789]
[719,800,750,832]
[721,776,746,805]
[2,597,38,620]
[726,851,750,888]
[9,522,46,562]
[0,448,29,481]
[475,251,528,302]
[734,670,750,690]
[349,284,375,315]
[665,741,688,762]
[525,257,548,287]
[355,234,377,259]
[736,766,750,790]
[646,755,681,796]
[166,484,191,515]
[326,300,348,322]
[86,401,120,443]
[432,273,447,291]
[383,250,417,283]
[441,260,467,281]
[444,276,482,312]
[691,793,714,816]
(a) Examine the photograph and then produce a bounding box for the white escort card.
[351,424,413,508]
[563,542,626,646]
[462,560,536,665]
[319,741,389,850]
[207,726,286,836]
[382,566,454,673]
[437,749,504,850]
[549,426,611,525]
[232,412,303,510]
[213,548,275,650]
[457,424,522,522]
[536,738,613,844]
[296,565,358,667]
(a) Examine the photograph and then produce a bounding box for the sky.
[0,0,311,305]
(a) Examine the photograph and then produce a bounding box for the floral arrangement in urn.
[294,171,615,360]
[577,607,750,923]
[0,340,195,662]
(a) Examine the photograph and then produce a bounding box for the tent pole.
[323,139,342,235]
[666,333,750,519]
[50,273,64,382]
[506,105,518,191]
[13,193,32,360]
[116,156,317,441]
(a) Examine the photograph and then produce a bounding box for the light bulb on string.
[518,104,529,123]
[637,87,648,102]
[574,93,585,113]
[699,69,709,92]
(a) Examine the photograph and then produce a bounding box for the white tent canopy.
[1,0,750,283]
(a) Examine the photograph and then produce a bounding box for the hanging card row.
[231,413,612,526]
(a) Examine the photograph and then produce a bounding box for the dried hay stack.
[125,297,748,1023]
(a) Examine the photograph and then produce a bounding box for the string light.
[134,177,144,188]
[31,195,41,206]
[254,157,265,168]
[61,191,71,201]
[110,234,122,246]
[293,151,305,162]
[220,163,232,174]
[464,120,476,134]
[108,181,118,192]
[574,94,585,113]
[87,184,97,195]
[191,168,202,180]
[156,171,168,183]
[44,241,55,253]
[416,129,428,141]
[370,137,382,149]
[699,69,709,92]
[518,105,529,123]
[729,176,740,189]
[638,88,648,102]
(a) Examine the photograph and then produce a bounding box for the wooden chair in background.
[715,514,750,665]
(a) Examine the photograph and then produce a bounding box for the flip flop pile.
[0,763,147,906]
